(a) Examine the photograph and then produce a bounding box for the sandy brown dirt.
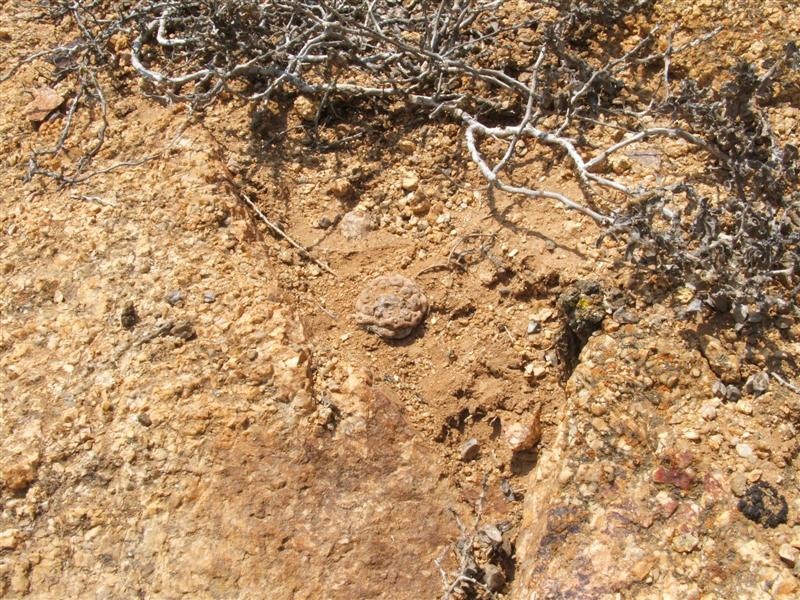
[1,0,800,598]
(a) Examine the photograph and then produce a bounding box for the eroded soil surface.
[1,0,800,598]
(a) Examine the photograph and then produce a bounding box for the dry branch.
[4,0,798,324]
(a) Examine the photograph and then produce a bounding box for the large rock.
[0,128,453,599]
[512,318,800,599]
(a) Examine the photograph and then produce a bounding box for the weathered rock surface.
[0,130,453,599]
[3,2,800,598]
[512,319,800,599]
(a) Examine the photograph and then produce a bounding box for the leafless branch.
[5,0,797,326]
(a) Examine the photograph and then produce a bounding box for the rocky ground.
[1,0,800,598]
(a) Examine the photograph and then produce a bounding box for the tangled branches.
[609,45,800,324]
[0,0,187,182]
[435,474,513,599]
[4,0,799,323]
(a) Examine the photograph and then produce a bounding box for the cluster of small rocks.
[327,166,474,241]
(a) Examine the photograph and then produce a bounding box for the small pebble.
[137,413,152,427]
[613,307,639,324]
[329,179,356,202]
[460,438,480,462]
[730,473,748,497]
[166,290,184,306]
[203,291,216,303]
[589,403,607,416]
[340,210,376,239]
[170,321,196,341]
[401,172,419,191]
[700,403,717,421]
[480,524,503,545]
[504,417,541,452]
[684,430,701,442]
[736,443,754,459]
[672,533,699,553]
[0,529,21,550]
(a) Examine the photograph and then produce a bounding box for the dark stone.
[744,371,770,396]
[725,384,741,402]
[737,481,788,528]
[712,379,741,401]
[501,478,518,502]
[170,321,197,341]
[612,307,639,324]
[120,301,138,329]
[137,413,152,427]
[483,564,506,592]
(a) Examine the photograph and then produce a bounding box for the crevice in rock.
[555,281,606,380]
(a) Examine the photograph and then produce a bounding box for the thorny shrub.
[3,0,799,331]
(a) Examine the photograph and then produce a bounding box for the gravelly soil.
[1,0,799,598]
